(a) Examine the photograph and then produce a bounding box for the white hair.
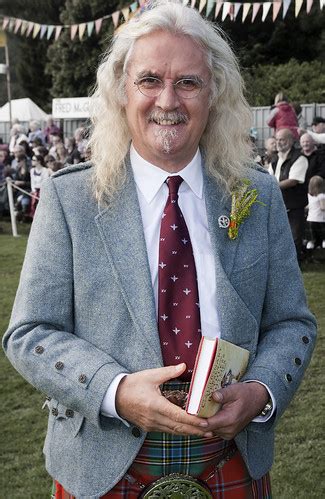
[89,0,253,204]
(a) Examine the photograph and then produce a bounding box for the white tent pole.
[6,179,18,237]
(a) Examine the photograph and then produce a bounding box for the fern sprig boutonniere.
[228,179,265,240]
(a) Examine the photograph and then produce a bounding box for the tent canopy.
[0,98,48,122]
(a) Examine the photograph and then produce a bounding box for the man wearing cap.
[3,2,316,498]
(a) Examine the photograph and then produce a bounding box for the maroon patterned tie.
[158,176,201,381]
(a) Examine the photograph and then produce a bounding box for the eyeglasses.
[134,76,205,99]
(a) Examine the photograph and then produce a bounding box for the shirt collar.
[130,144,203,204]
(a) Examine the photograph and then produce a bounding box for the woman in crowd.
[30,155,50,217]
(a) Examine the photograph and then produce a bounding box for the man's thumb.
[155,363,186,383]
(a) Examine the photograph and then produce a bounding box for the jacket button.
[285,374,292,383]
[302,336,309,344]
[35,345,44,354]
[65,409,74,418]
[294,357,302,366]
[51,408,59,416]
[132,427,142,438]
[78,374,87,384]
[55,361,64,370]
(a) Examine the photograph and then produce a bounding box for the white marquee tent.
[0,97,48,122]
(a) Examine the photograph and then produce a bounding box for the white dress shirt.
[101,145,275,421]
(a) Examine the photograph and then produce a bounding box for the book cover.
[186,337,249,418]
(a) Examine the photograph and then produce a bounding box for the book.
[186,337,250,418]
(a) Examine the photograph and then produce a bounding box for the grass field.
[1,220,324,499]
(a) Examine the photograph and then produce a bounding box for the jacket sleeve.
[241,177,317,432]
[266,107,278,128]
[2,178,128,429]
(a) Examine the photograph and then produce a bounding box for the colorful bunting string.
[0,0,323,43]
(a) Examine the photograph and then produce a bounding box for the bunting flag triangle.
[182,0,190,5]
[79,23,86,40]
[122,7,130,21]
[283,0,291,17]
[320,0,324,9]
[26,22,34,37]
[55,25,62,41]
[32,23,41,39]
[252,2,261,21]
[206,0,215,16]
[21,20,28,36]
[112,11,120,28]
[2,18,9,30]
[306,0,313,12]
[233,3,242,19]
[215,1,223,18]
[191,0,196,8]
[262,1,272,21]
[242,3,251,21]
[14,19,22,34]
[222,2,231,20]
[40,24,47,39]
[8,18,16,31]
[130,2,138,12]
[87,21,94,36]
[295,0,303,15]
[71,24,78,40]
[273,0,282,21]
[47,25,55,40]
[95,18,103,34]
[199,0,207,12]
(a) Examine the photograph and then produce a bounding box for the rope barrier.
[5,179,40,237]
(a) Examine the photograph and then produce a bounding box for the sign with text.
[52,97,90,119]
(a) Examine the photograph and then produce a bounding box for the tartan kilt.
[53,382,271,498]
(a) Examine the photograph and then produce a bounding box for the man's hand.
[115,363,209,436]
[204,382,269,440]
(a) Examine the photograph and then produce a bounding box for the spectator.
[43,116,61,144]
[306,117,325,146]
[30,155,50,216]
[270,128,308,263]
[49,133,63,159]
[64,137,81,164]
[300,133,325,182]
[266,93,299,140]
[74,126,88,160]
[55,143,68,164]
[9,124,28,153]
[12,154,31,222]
[28,120,45,146]
[10,145,29,172]
[261,137,277,170]
[306,175,325,251]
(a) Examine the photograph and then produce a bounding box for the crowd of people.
[0,106,324,263]
[255,104,325,264]
[0,117,90,222]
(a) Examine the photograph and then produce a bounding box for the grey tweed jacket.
[3,158,316,498]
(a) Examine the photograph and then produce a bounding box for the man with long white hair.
[4,1,316,498]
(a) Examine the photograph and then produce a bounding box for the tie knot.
[166,176,183,200]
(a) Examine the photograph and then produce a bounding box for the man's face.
[300,134,315,156]
[275,130,293,154]
[124,30,211,172]
[312,122,325,133]
[14,147,24,158]
[265,138,277,154]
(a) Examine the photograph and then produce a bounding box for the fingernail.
[204,432,213,438]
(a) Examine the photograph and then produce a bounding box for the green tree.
[46,0,120,99]
[0,0,65,110]
[243,59,325,106]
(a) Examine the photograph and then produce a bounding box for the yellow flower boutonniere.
[228,179,265,240]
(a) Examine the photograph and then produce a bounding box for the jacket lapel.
[95,161,163,365]
[204,172,258,351]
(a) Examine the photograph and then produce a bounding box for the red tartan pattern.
[54,455,271,498]
[54,381,271,498]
